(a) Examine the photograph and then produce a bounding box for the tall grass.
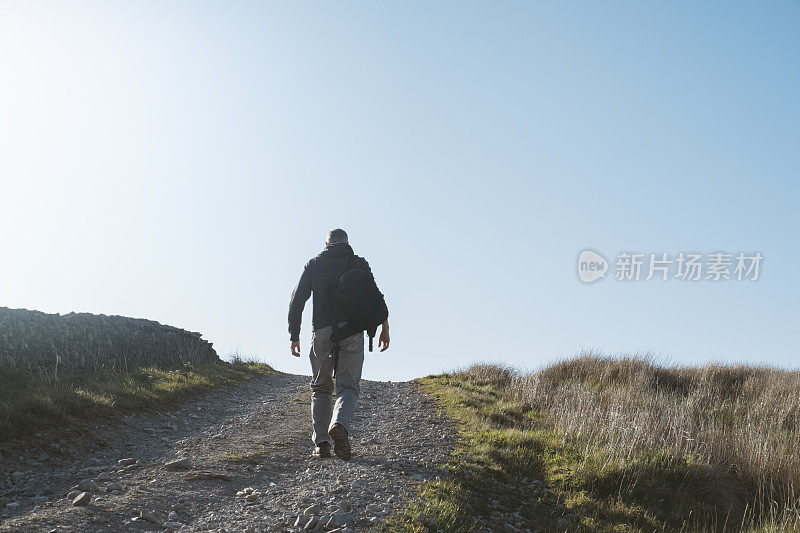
[460,356,800,530]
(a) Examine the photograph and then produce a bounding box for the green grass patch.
[219,445,273,464]
[382,373,763,532]
[0,360,274,442]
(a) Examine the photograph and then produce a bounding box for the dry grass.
[219,445,272,464]
[459,355,800,530]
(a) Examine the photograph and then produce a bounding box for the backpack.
[327,256,388,352]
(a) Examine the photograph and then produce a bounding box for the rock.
[66,490,80,500]
[75,479,99,492]
[164,457,192,470]
[163,521,185,530]
[96,471,110,481]
[245,492,260,503]
[168,511,180,521]
[105,482,122,492]
[303,503,320,516]
[5,501,20,510]
[118,458,137,466]
[11,471,25,483]
[304,516,319,530]
[294,515,310,527]
[22,482,50,496]
[236,486,256,497]
[72,492,92,506]
[140,510,160,523]
[78,466,103,476]
[337,501,352,512]
[327,513,356,527]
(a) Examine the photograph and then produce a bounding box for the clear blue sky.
[1,1,798,380]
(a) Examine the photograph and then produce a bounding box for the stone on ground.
[164,457,192,470]
[72,492,92,507]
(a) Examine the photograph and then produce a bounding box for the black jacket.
[288,243,387,342]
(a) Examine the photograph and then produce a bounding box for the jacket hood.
[318,242,354,258]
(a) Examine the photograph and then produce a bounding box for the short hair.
[327,228,348,244]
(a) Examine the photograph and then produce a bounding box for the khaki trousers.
[309,325,364,445]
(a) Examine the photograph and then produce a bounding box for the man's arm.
[288,261,312,356]
[360,257,390,352]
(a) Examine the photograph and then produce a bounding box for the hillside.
[387,357,800,532]
[3,336,799,531]
[0,307,270,442]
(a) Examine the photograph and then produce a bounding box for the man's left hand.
[378,327,390,352]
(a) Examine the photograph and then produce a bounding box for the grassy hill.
[385,356,800,532]
[0,358,273,442]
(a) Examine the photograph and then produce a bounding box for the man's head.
[326,228,348,245]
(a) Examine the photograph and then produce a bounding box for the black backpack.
[327,256,388,352]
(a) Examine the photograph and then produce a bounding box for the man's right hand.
[291,341,301,357]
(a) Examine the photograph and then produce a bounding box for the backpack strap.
[325,253,357,377]
[325,280,341,377]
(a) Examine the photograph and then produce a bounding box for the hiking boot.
[328,423,351,461]
[313,441,332,458]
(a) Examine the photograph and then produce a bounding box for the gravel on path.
[0,372,454,532]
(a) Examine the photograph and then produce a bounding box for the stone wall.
[0,307,219,374]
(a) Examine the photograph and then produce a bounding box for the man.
[288,228,389,460]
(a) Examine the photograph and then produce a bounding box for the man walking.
[288,229,389,460]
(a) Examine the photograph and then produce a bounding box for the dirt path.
[0,373,454,532]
